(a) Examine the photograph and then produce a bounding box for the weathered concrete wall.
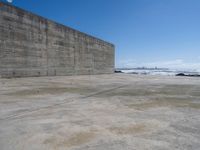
[0,2,115,78]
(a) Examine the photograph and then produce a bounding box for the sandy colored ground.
[0,74,200,150]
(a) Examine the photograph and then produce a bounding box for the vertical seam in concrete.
[45,20,49,76]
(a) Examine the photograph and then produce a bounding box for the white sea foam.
[118,68,200,76]
[7,0,13,3]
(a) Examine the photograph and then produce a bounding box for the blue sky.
[4,0,200,70]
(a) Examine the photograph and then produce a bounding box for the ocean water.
[117,68,200,76]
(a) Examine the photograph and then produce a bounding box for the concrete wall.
[0,2,115,78]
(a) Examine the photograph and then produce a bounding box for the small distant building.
[0,2,115,78]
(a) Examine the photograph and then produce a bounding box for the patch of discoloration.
[43,131,96,149]
[95,84,199,98]
[157,84,197,95]
[109,124,147,135]
[127,97,200,110]
[96,88,156,97]
[109,121,162,135]
[5,87,96,97]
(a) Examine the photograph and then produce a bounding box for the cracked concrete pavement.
[0,74,200,150]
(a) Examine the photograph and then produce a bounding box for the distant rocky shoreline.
[115,69,200,77]
[176,73,200,77]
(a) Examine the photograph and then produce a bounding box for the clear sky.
[3,0,200,70]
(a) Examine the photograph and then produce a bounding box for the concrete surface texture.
[0,74,200,150]
[0,2,114,78]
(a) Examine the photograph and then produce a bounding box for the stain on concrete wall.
[0,2,115,78]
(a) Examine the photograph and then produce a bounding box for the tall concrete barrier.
[0,2,115,78]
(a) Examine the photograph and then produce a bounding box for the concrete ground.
[0,74,200,150]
